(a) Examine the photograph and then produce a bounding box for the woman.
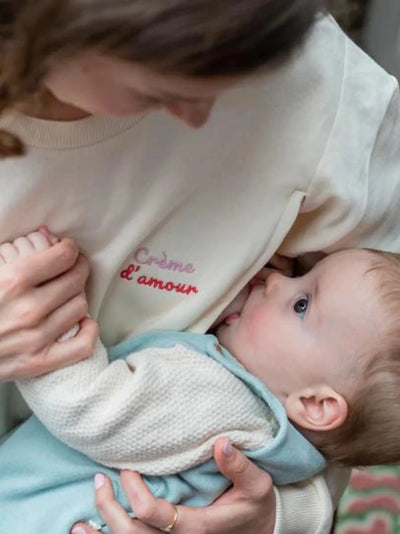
[0,1,399,533]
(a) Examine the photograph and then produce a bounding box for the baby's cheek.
[242,307,273,343]
[246,305,271,327]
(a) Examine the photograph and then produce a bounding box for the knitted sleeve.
[16,340,275,475]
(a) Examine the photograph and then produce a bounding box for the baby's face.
[217,249,382,403]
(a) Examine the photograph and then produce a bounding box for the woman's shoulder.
[228,15,395,113]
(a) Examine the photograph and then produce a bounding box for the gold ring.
[159,505,179,533]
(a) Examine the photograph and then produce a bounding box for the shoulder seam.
[304,30,348,199]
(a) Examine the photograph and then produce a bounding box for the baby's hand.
[0,227,58,265]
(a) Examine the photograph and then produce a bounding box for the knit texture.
[18,340,278,475]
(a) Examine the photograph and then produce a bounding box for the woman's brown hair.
[0,0,322,156]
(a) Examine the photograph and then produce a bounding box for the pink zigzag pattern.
[336,467,400,534]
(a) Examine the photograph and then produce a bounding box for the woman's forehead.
[82,51,240,98]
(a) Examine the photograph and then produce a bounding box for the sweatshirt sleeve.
[280,37,400,257]
[15,339,181,474]
[273,465,350,534]
[16,339,276,477]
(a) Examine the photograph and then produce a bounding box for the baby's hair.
[317,250,400,467]
[0,0,323,157]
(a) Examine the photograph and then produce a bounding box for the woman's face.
[45,51,238,127]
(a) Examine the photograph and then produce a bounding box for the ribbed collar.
[0,111,145,150]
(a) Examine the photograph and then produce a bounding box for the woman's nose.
[165,99,215,128]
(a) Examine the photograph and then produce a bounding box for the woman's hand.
[71,438,276,534]
[0,237,98,381]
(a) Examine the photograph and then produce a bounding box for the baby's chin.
[215,315,240,348]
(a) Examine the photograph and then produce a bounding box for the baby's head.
[216,248,400,467]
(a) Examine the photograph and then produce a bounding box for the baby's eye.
[293,296,310,318]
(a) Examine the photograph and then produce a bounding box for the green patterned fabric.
[336,466,400,534]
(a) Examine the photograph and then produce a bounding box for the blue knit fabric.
[0,331,326,534]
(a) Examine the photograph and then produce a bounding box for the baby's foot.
[0,226,58,265]
[0,227,79,341]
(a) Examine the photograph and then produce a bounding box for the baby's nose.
[264,271,285,294]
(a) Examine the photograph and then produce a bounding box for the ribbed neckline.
[0,111,145,150]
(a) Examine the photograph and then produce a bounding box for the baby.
[1,229,400,534]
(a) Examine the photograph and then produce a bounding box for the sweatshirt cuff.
[273,480,330,534]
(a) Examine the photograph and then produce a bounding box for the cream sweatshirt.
[1,15,399,534]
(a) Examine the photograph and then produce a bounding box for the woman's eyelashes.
[293,295,310,319]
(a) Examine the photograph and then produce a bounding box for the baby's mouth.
[224,313,241,325]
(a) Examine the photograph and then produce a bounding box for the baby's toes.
[0,242,20,263]
[0,230,56,266]
[27,231,54,252]
[38,226,59,246]
[13,236,37,258]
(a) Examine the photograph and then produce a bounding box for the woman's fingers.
[213,438,274,501]
[71,474,141,534]
[32,317,98,375]
[0,238,79,295]
[0,254,89,337]
[0,317,98,380]
[79,457,275,534]
[121,470,180,531]
[29,238,80,285]
[0,235,94,381]
[42,291,89,340]
[71,472,180,534]
[94,474,137,533]
[29,254,90,322]
[0,291,88,357]
[73,446,276,534]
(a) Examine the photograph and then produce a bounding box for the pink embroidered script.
[133,247,196,273]
[120,247,198,296]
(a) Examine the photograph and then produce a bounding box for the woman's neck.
[16,87,90,121]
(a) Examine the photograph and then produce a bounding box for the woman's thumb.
[213,438,272,496]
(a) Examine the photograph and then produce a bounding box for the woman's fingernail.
[71,527,87,534]
[94,473,105,489]
[223,439,234,457]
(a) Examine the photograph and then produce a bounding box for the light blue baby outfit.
[0,332,326,534]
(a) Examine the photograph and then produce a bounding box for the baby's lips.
[225,313,240,325]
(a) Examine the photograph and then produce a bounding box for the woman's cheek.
[89,92,153,116]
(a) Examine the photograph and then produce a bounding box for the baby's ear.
[284,386,348,432]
